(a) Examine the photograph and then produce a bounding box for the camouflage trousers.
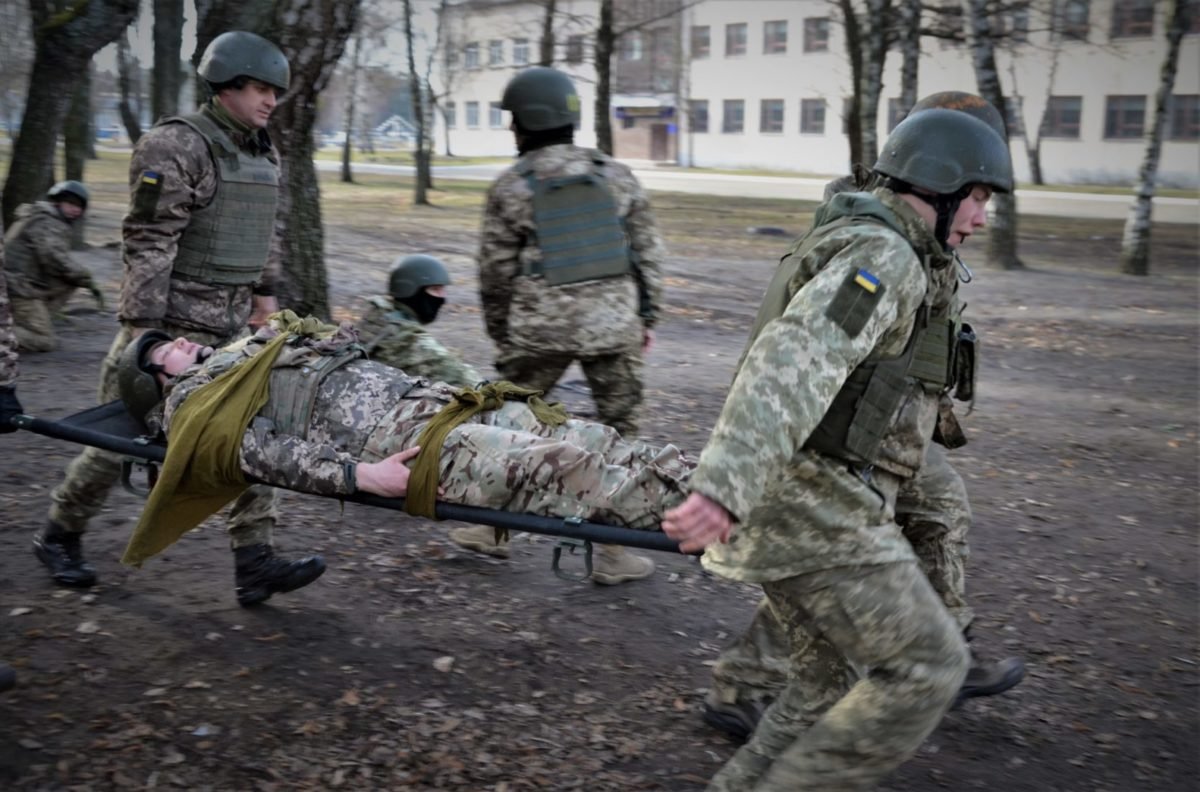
[11,294,71,353]
[49,323,279,548]
[357,384,691,530]
[709,443,972,709]
[495,344,644,438]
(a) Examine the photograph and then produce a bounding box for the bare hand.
[642,327,655,354]
[248,295,279,330]
[662,492,734,554]
[355,446,425,498]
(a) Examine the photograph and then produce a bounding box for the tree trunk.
[837,0,864,168]
[152,0,185,121]
[404,0,430,205]
[1120,0,1189,276]
[965,0,1022,269]
[64,66,92,250]
[897,0,921,119]
[341,26,364,183]
[2,0,139,229]
[117,30,144,144]
[594,0,615,154]
[858,0,891,168]
[539,0,557,66]
[194,0,362,319]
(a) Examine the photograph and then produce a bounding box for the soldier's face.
[151,337,215,376]
[948,185,993,248]
[218,79,279,129]
[57,200,84,221]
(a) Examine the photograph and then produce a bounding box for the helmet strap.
[884,178,971,252]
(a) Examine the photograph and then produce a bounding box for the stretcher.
[12,402,692,579]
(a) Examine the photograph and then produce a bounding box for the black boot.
[33,525,97,587]
[0,662,15,693]
[234,544,326,607]
[955,657,1026,707]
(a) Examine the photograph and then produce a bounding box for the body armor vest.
[164,111,279,286]
[259,347,365,441]
[746,193,959,472]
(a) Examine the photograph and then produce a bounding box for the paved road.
[316,159,1199,224]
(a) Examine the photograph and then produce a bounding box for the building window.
[444,101,456,129]
[764,20,788,54]
[465,101,480,128]
[1105,95,1145,138]
[722,99,745,133]
[1167,95,1200,140]
[690,100,709,133]
[887,98,907,132]
[760,99,784,133]
[621,30,644,60]
[1041,96,1081,138]
[1059,0,1090,40]
[489,101,504,129]
[804,17,830,52]
[800,99,825,134]
[725,23,747,56]
[488,39,504,66]
[1110,0,1154,37]
[464,42,479,69]
[691,25,710,58]
[1011,7,1030,42]
[513,38,530,65]
[566,34,585,64]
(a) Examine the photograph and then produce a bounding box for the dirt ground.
[0,163,1197,791]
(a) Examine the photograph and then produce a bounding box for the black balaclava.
[398,291,446,325]
[516,122,575,155]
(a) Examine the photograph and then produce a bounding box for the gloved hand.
[88,283,106,312]
[0,386,23,433]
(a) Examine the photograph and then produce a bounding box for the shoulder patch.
[825,268,886,338]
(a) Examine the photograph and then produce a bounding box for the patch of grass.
[313,148,510,167]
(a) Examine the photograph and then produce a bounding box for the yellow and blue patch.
[140,170,160,185]
[853,268,880,293]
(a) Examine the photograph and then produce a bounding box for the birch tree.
[341,25,365,183]
[0,2,33,137]
[858,0,892,166]
[540,0,558,65]
[152,0,186,120]
[896,0,922,119]
[1120,0,1191,276]
[404,0,431,205]
[2,0,140,229]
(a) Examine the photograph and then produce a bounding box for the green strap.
[404,381,568,518]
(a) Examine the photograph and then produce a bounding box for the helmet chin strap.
[884,178,972,252]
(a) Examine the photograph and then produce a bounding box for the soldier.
[3,181,104,352]
[663,109,1014,791]
[357,254,481,387]
[702,92,1026,743]
[38,31,325,607]
[1,235,25,691]
[112,316,693,569]
[471,66,667,584]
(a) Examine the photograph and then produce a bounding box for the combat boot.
[0,662,15,693]
[702,690,767,743]
[590,544,655,585]
[33,524,97,587]
[448,525,511,558]
[955,656,1026,707]
[233,544,326,607]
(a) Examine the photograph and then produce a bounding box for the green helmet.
[47,180,89,209]
[874,108,1013,195]
[909,91,1008,142]
[501,67,581,131]
[198,31,290,91]
[388,254,451,300]
[118,331,172,428]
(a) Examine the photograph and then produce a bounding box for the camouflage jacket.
[478,144,666,357]
[0,240,17,387]
[357,297,482,387]
[693,189,960,581]
[2,202,94,301]
[119,103,283,338]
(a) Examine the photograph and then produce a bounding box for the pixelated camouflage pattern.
[693,189,959,582]
[708,562,968,792]
[357,297,481,387]
[0,239,17,387]
[159,331,691,529]
[478,144,665,357]
[2,202,95,301]
[118,110,282,336]
[10,293,72,353]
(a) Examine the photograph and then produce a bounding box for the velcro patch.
[131,170,164,222]
[825,267,886,338]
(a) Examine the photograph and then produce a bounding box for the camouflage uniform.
[357,296,481,387]
[692,189,970,792]
[478,143,665,438]
[2,201,96,353]
[157,327,692,529]
[0,240,18,389]
[48,101,283,548]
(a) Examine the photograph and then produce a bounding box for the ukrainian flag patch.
[854,268,880,293]
[141,171,160,185]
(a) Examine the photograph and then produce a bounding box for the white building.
[435,0,1200,187]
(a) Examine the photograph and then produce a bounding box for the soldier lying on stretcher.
[116,311,694,567]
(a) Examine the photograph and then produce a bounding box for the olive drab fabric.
[500,67,581,131]
[358,297,481,387]
[3,202,95,301]
[198,31,290,91]
[388,255,450,300]
[874,109,1014,195]
[116,330,172,428]
[164,111,280,287]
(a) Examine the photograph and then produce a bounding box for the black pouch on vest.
[953,322,977,402]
